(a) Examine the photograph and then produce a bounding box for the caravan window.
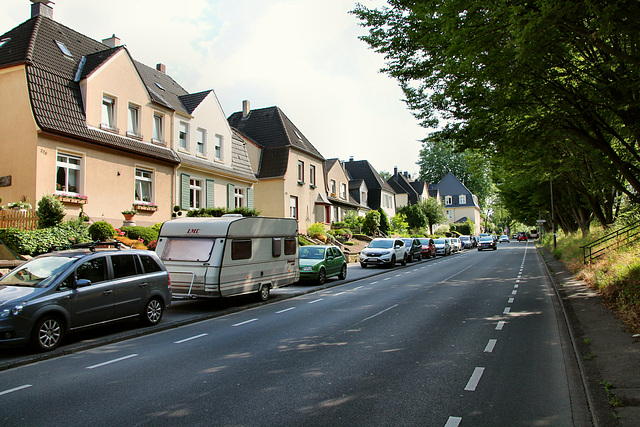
[284,238,297,255]
[272,238,282,257]
[161,238,214,262]
[232,240,252,260]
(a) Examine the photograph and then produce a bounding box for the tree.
[362,210,381,236]
[37,195,66,229]
[378,207,390,235]
[419,198,447,235]
[398,203,427,230]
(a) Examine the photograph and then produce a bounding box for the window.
[446,210,453,219]
[76,258,107,283]
[197,129,206,155]
[309,165,316,186]
[178,122,189,149]
[127,104,139,137]
[284,238,297,255]
[140,255,162,273]
[459,195,466,204]
[330,180,336,195]
[361,191,367,205]
[272,238,282,257]
[0,38,10,49]
[135,168,153,203]
[110,254,140,279]
[101,95,116,129]
[189,179,202,209]
[231,240,252,260]
[340,183,347,199]
[289,196,298,219]
[214,134,222,160]
[56,153,82,194]
[235,187,244,208]
[161,238,214,262]
[297,161,304,183]
[153,113,163,142]
[55,40,72,58]
[445,195,453,205]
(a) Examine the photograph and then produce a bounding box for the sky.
[1,0,429,178]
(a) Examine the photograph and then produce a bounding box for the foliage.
[378,208,390,235]
[299,235,313,246]
[362,210,381,235]
[419,198,447,235]
[398,204,427,230]
[0,222,90,256]
[334,211,364,232]
[307,222,327,240]
[36,195,66,229]
[88,221,116,241]
[450,219,474,236]
[120,226,159,245]
[390,213,409,235]
[185,207,261,217]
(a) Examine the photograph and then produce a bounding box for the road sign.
[536,219,546,223]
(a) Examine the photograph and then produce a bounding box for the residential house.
[325,158,367,222]
[343,158,396,219]
[431,172,482,235]
[387,167,429,209]
[0,1,255,228]
[228,102,327,233]
[348,179,371,217]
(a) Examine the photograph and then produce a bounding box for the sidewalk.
[539,247,640,426]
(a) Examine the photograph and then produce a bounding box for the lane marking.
[0,384,32,396]
[308,298,324,304]
[276,307,295,314]
[174,333,208,344]
[508,297,515,304]
[503,307,511,314]
[361,304,399,322]
[444,416,462,427]
[514,284,519,289]
[465,367,485,391]
[232,318,258,327]
[383,278,391,281]
[496,321,506,330]
[484,339,497,353]
[334,292,347,296]
[354,286,364,290]
[511,290,518,295]
[87,354,138,370]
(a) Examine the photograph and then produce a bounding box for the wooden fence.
[0,209,39,231]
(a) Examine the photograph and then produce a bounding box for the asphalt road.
[0,242,588,425]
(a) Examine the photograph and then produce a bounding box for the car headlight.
[301,266,314,271]
[1,309,10,318]
[12,302,27,316]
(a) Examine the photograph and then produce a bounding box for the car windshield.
[401,239,413,245]
[460,237,469,241]
[418,238,430,245]
[480,237,493,242]
[299,246,326,259]
[0,256,77,288]
[368,240,393,249]
[433,239,445,244]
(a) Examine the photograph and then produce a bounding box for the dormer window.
[459,195,466,204]
[155,82,165,91]
[55,40,72,58]
[0,38,10,48]
[445,195,453,205]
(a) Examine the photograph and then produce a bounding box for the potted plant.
[121,209,137,221]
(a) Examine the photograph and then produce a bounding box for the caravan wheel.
[257,284,270,302]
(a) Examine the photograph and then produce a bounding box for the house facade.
[387,167,429,209]
[343,158,396,219]
[326,158,367,222]
[431,172,482,235]
[228,102,327,234]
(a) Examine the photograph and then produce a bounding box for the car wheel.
[389,255,396,268]
[256,284,270,301]
[141,297,164,326]
[401,255,407,266]
[317,268,327,285]
[31,315,64,352]
[338,264,347,280]
[360,262,367,268]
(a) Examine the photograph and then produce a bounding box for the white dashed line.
[232,318,258,327]
[308,298,324,304]
[508,297,515,304]
[496,321,506,330]
[512,290,518,295]
[334,292,347,296]
[174,333,208,344]
[503,307,511,314]
[465,367,485,391]
[276,307,295,314]
[0,384,32,396]
[354,286,364,290]
[444,416,462,427]
[484,339,497,353]
[87,354,138,370]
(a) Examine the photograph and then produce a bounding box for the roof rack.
[71,241,123,252]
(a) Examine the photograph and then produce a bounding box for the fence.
[582,219,640,264]
[0,209,39,231]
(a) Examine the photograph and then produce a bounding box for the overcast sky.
[2,0,428,177]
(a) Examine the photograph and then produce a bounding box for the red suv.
[418,238,436,259]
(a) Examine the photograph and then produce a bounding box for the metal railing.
[582,220,640,264]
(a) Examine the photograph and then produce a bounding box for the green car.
[299,245,347,285]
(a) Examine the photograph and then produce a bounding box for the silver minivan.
[0,245,171,352]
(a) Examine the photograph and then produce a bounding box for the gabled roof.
[0,15,179,164]
[432,172,479,208]
[343,159,395,193]
[179,90,212,115]
[227,106,325,179]
[387,172,421,204]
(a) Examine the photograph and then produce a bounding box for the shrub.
[37,195,66,228]
[362,210,381,235]
[185,207,261,217]
[88,221,115,241]
[120,226,159,245]
[299,235,313,246]
[307,222,327,240]
[0,222,90,256]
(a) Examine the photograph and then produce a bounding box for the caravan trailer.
[156,215,299,301]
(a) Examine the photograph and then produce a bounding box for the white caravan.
[156,215,299,301]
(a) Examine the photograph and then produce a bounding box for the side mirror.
[76,279,92,288]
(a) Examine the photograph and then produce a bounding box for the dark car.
[0,244,171,352]
[477,236,497,251]
[299,245,347,285]
[418,238,436,259]
[401,238,423,262]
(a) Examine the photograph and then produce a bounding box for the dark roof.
[387,172,420,204]
[180,90,212,115]
[133,59,190,114]
[343,160,395,193]
[228,106,324,179]
[0,15,179,164]
[432,172,479,208]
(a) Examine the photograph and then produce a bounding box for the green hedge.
[120,226,159,245]
[0,221,91,256]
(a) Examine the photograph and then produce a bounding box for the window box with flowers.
[133,202,158,212]
[55,193,88,205]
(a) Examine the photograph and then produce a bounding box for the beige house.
[431,172,482,235]
[228,102,328,234]
[326,158,368,222]
[0,2,255,229]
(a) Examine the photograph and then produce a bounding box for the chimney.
[394,166,398,176]
[31,0,54,19]
[156,63,166,74]
[404,171,409,178]
[349,156,354,162]
[242,100,251,118]
[102,34,121,48]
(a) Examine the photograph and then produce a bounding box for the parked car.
[499,235,510,243]
[418,238,436,259]
[517,232,528,242]
[360,238,407,268]
[0,243,172,352]
[433,238,452,256]
[450,237,462,252]
[459,235,473,249]
[401,238,423,262]
[299,245,347,285]
[478,236,497,251]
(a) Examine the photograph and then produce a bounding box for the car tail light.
[167,275,172,289]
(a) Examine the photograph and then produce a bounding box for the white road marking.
[276,307,295,314]
[496,321,506,330]
[87,354,138,370]
[503,307,511,314]
[383,277,391,281]
[370,281,378,285]
[0,384,32,396]
[174,333,208,344]
[444,416,462,427]
[465,367,485,391]
[484,339,497,353]
[361,304,399,322]
[354,286,364,290]
[512,290,518,295]
[308,298,324,304]
[508,297,515,304]
[232,318,258,327]
[514,284,519,288]
[334,292,347,296]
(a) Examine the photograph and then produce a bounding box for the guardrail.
[582,220,640,264]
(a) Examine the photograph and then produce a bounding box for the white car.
[360,238,407,268]
[450,237,462,252]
